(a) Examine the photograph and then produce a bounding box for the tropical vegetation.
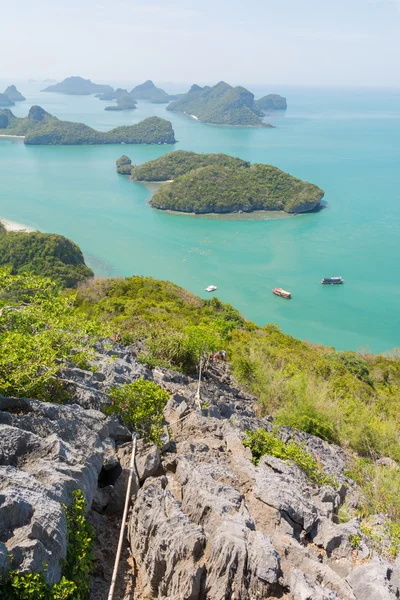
[0,229,93,287]
[256,94,287,111]
[42,76,113,95]
[130,80,175,104]
[149,161,324,214]
[127,150,249,181]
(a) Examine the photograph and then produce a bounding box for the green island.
[117,150,324,214]
[0,106,176,145]
[256,94,287,111]
[130,79,177,104]
[167,81,272,127]
[42,75,114,95]
[105,94,137,111]
[0,225,93,287]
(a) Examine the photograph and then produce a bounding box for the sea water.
[0,80,399,353]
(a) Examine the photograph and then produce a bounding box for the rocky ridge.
[1,340,399,599]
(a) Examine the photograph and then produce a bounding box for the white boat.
[205,285,217,292]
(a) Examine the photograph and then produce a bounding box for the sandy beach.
[0,217,35,232]
[0,135,25,139]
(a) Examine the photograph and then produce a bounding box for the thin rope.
[107,434,137,600]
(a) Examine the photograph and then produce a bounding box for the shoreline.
[0,134,25,139]
[0,217,36,232]
[151,207,300,221]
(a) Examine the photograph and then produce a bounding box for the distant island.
[42,76,114,95]
[130,80,178,104]
[0,225,93,288]
[0,85,25,107]
[256,94,287,111]
[0,106,176,145]
[166,81,273,127]
[96,88,129,101]
[116,150,324,214]
[105,95,137,111]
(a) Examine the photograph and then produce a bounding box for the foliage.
[349,534,361,550]
[256,94,287,111]
[243,428,337,487]
[0,231,93,288]
[106,378,169,445]
[130,150,249,181]
[0,490,92,599]
[0,269,105,400]
[0,107,175,145]
[167,81,270,126]
[229,326,400,463]
[116,155,133,174]
[75,276,245,372]
[150,162,324,214]
[62,490,94,599]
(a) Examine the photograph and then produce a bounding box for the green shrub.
[243,429,337,488]
[106,378,169,445]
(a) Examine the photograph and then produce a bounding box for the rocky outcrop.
[2,340,400,599]
[0,396,130,583]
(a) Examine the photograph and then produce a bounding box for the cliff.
[167,81,273,127]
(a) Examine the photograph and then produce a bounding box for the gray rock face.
[59,339,152,410]
[347,559,400,599]
[0,396,130,583]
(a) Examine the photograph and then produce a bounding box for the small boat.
[272,288,291,299]
[321,277,344,285]
[205,285,217,292]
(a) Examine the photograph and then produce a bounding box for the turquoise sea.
[0,81,399,353]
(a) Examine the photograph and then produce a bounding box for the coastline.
[152,208,299,221]
[0,217,36,232]
[0,134,25,139]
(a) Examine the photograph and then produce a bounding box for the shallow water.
[0,80,399,352]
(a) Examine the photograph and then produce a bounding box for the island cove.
[0,106,175,145]
[116,151,324,215]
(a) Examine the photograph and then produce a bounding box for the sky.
[1,0,399,87]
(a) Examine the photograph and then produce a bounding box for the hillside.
[97,88,129,101]
[167,81,272,127]
[125,152,324,214]
[256,93,287,110]
[125,150,250,180]
[130,79,176,103]
[0,107,176,145]
[0,229,93,287]
[1,265,400,599]
[42,76,113,95]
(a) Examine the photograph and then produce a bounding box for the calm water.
[0,81,399,353]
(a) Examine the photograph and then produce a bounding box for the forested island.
[256,94,287,111]
[117,150,324,214]
[96,88,129,101]
[0,225,93,287]
[130,80,178,103]
[42,76,114,95]
[0,93,14,107]
[167,82,272,127]
[0,106,176,145]
[105,94,137,111]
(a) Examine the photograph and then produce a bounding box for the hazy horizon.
[2,0,400,88]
